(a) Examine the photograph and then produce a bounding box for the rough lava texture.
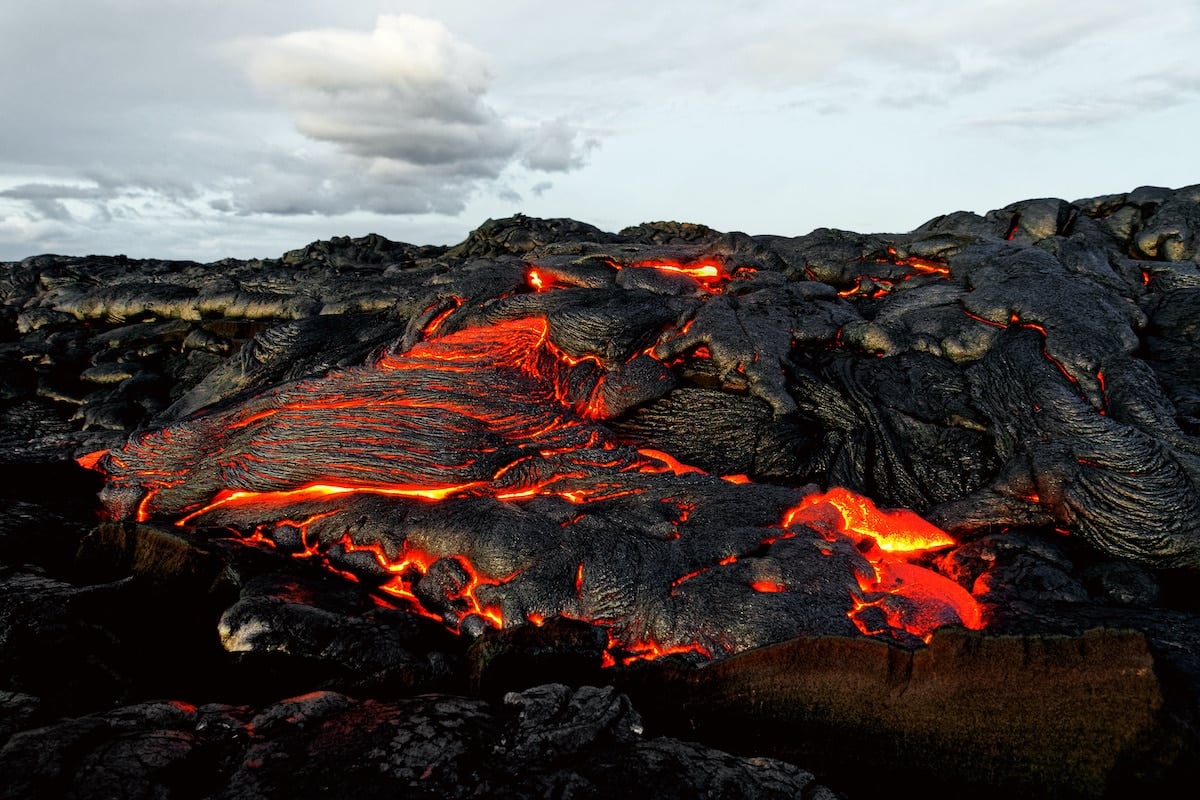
[3,185,1200,798]
[0,684,836,800]
[19,189,1200,569]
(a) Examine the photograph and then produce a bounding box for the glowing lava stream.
[174,482,485,526]
[780,488,982,638]
[81,257,983,661]
[836,248,951,299]
[528,258,734,295]
[782,487,955,553]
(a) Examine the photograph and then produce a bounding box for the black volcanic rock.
[446,214,619,257]
[5,185,1200,798]
[0,685,834,800]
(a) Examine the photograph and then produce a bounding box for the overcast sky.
[1,0,1197,261]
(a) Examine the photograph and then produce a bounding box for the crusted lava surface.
[85,285,980,657]
[4,187,1200,798]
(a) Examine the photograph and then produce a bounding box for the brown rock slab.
[667,627,1174,798]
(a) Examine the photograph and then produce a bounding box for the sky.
[1,0,1197,261]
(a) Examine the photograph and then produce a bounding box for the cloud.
[0,182,112,201]
[0,208,73,251]
[0,174,214,228]
[243,15,509,163]
[0,183,101,223]
[2,1,1196,262]
[522,118,599,171]
[224,14,597,216]
[3,11,603,249]
[961,67,1200,131]
[961,102,1131,130]
[731,0,1178,111]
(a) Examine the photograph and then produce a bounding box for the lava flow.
[837,247,951,299]
[782,488,982,640]
[81,257,983,661]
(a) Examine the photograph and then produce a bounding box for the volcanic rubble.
[3,186,1200,798]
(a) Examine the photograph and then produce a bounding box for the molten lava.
[82,257,985,662]
[536,258,732,294]
[837,248,952,298]
[781,488,981,641]
[633,259,725,292]
[782,487,955,553]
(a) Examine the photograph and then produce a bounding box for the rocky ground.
[3,185,1200,798]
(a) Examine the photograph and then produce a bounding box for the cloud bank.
[0,12,598,258]
[1,1,1197,261]
[228,14,596,216]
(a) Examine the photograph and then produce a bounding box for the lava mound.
[85,298,978,656]
[70,186,1200,661]
[6,186,1200,798]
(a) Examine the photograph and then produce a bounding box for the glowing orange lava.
[781,487,981,641]
[531,258,733,294]
[421,297,463,337]
[634,260,723,288]
[330,533,504,629]
[615,636,712,666]
[837,249,952,299]
[76,450,107,471]
[83,258,986,662]
[884,247,952,278]
[176,482,482,526]
[635,448,708,476]
[783,487,955,553]
[961,307,1105,410]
